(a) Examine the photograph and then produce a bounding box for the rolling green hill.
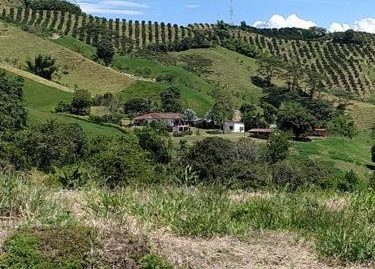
[172,47,263,103]
[1,6,374,98]
[22,75,124,137]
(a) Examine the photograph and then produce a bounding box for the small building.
[249,128,273,139]
[133,113,190,133]
[223,121,245,134]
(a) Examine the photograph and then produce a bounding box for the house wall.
[142,119,174,127]
[233,123,245,133]
[223,122,245,133]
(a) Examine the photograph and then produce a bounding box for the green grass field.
[52,36,264,114]
[53,36,214,115]
[172,47,263,105]
[292,132,372,178]
[22,76,124,137]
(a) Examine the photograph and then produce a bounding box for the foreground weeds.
[0,173,74,226]
[87,186,375,265]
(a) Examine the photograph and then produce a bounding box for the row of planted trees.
[1,6,374,95]
[237,28,374,96]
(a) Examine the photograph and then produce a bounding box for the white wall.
[224,122,245,133]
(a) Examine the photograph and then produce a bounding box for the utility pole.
[230,0,234,24]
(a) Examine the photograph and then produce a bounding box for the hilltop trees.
[0,72,27,134]
[23,0,82,14]
[96,38,114,66]
[26,55,58,80]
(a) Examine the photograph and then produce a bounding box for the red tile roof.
[134,113,182,120]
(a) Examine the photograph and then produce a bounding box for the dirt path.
[151,232,372,269]
[0,63,74,93]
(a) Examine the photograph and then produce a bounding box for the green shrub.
[135,126,172,164]
[185,137,236,180]
[328,114,357,138]
[222,161,271,189]
[71,89,91,116]
[10,120,88,171]
[0,226,98,269]
[369,173,375,191]
[266,132,290,164]
[139,255,173,269]
[271,159,332,191]
[26,55,58,80]
[0,72,27,134]
[338,170,359,192]
[91,135,154,186]
[52,163,93,190]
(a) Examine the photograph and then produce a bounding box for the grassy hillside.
[53,36,262,112]
[172,47,263,103]
[22,76,124,137]
[293,132,372,178]
[0,22,135,94]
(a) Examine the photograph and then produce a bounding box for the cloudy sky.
[70,0,375,33]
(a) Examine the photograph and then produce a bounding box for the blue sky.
[72,0,375,32]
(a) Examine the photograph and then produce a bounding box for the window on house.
[229,126,234,130]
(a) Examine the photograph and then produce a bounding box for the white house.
[223,121,245,133]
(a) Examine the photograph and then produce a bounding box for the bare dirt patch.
[151,231,372,269]
[0,220,18,248]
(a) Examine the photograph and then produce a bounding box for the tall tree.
[257,54,284,87]
[96,38,115,66]
[160,86,182,112]
[71,89,91,115]
[208,89,234,131]
[277,102,316,138]
[283,62,306,91]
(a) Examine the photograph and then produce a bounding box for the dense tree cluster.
[0,72,27,134]
[23,0,82,14]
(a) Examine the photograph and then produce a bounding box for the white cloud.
[253,14,317,29]
[75,1,148,16]
[328,22,351,32]
[329,18,375,33]
[185,4,200,9]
